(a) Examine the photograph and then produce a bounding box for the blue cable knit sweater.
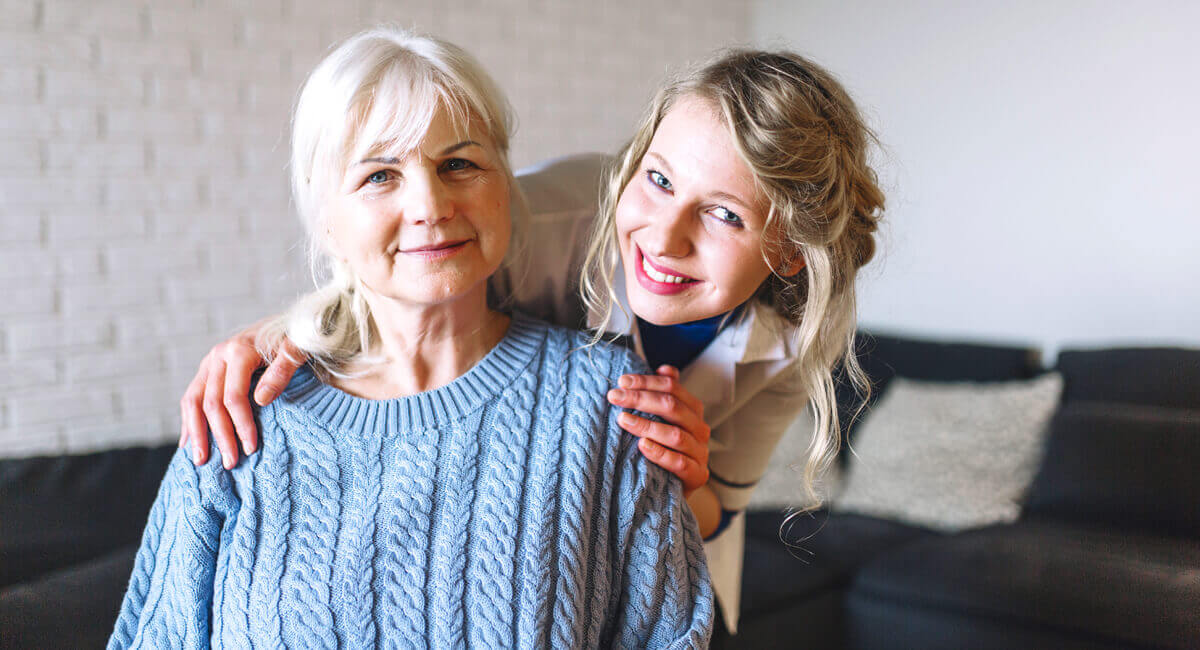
[108,314,713,649]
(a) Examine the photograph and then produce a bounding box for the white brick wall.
[0,1,749,457]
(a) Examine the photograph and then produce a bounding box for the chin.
[626,293,687,326]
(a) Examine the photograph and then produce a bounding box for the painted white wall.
[752,1,1200,355]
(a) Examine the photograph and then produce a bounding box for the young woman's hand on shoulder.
[606,365,711,497]
[178,320,305,469]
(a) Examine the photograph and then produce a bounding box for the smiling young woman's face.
[323,107,511,311]
[615,94,796,326]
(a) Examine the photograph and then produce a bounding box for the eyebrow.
[646,151,755,213]
[358,140,481,165]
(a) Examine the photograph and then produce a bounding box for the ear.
[777,255,806,278]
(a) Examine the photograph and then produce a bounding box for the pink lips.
[399,239,470,261]
[634,246,699,296]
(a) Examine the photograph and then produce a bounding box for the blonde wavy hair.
[581,49,885,508]
[259,26,524,377]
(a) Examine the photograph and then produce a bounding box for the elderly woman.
[108,27,712,649]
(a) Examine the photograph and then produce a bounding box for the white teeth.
[642,255,690,284]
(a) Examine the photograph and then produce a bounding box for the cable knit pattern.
[108,314,714,649]
[340,424,383,648]
[216,447,258,647]
[468,367,532,649]
[280,406,341,649]
[379,426,437,647]
[517,330,567,648]
[429,410,480,649]
[553,347,612,650]
[247,417,291,649]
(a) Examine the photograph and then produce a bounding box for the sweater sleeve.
[606,424,715,648]
[108,446,228,649]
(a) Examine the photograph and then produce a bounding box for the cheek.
[614,183,652,238]
[705,238,773,293]
[328,204,394,260]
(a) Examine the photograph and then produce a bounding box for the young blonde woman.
[110,27,712,648]
[180,45,884,637]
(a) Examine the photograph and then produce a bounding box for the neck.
[331,284,510,399]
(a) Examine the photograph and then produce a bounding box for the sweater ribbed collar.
[278,312,545,435]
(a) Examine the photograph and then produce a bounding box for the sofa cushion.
[1056,347,1200,409]
[1026,403,1200,538]
[835,332,1043,462]
[832,373,1063,532]
[0,543,136,649]
[851,520,1200,649]
[741,508,934,616]
[0,444,175,587]
[845,591,1147,650]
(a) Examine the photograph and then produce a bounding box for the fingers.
[635,435,710,493]
[618,411,708,463]
[615,368,704,418]
[222,352,260,457]
[606,384,710,447]
[180,354,212,464]
[253,338,304,406]
[202,358,240,470]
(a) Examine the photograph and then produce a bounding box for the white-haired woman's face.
[323,107,511,311]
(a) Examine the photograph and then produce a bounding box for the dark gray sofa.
[737,336,1200,649]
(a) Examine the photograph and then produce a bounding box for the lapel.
[680,302,794,409]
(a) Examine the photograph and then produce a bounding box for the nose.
[402,168,453,225]
[641,201,693,258]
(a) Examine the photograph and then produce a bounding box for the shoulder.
[240,365,328,463]
[526,317,649,379]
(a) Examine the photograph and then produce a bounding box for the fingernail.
[619,375,633,389]
[608,389,625,401]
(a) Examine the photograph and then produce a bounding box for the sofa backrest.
[0,444,176,587]
[1024,346,1200,538]
[1055,347,1200,410]
[1025,402,1200,538]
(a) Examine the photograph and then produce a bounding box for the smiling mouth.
[638,247,698,285]
[398,239,470,259]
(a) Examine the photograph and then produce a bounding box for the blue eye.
[647,170,672,191]
[367,170,390,184]
[711,206,744,228]
[443,158,477,172]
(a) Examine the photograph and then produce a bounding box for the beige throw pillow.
[832,373,1063,532]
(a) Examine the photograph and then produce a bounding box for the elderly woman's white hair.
[260,26,526,377]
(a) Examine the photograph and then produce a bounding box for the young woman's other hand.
[178,324,305,469]
[607,365,711,497]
